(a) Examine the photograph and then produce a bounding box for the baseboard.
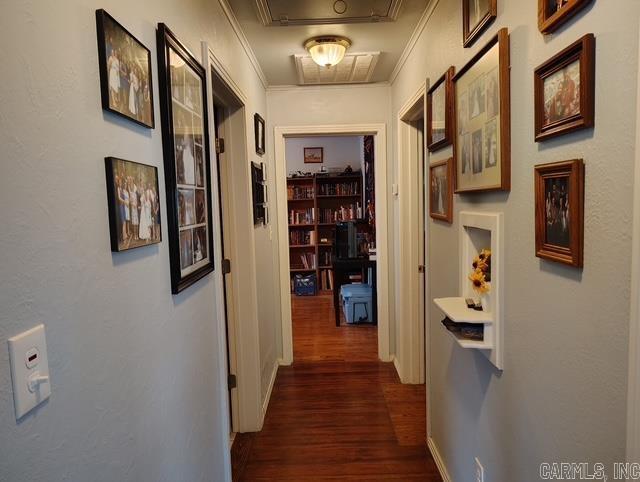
[260,359,279,423]
[393,355,404,382]
[428,436,453,482]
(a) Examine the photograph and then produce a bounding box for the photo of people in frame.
[97,10,153,128]
[178,188,195,227]
[484,118,498,168]
[184,69,202,112]
[431,82,447,144]
[170,49,185,105]
[544,177,570,248]
[195,144,204,187]
[430,164,448,216]
[486,67,499,120]
[469,75,486,120]
[472,129,483,174]
[173,106,196,186]
[543,58,581,125]
[180,229,193,270]
[193,226,208,264]
[458,90,469,135]
[549,0,569,14]
[461,133,471,174]
[468,0,490,30]
[195,189,206,225]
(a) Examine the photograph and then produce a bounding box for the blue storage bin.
[341,283,373,323]
[293,273,317,296]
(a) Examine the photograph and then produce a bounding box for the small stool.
[352,301,369,322]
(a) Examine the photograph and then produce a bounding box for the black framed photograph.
[534,34,595,142]
[454,28,511,193]
[157,23,214,293]
[95,9,154,128]
[463,0,497,48]
[252,162,266,225]
[254,113,265,155]
[534,159,585,267]
[104,157,161,252]
[427,67,455,152]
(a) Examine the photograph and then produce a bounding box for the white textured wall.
[0,0,269,480]
[391,0,638,480]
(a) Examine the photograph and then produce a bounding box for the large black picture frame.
[254,113,265,155]
[157,23,214,294]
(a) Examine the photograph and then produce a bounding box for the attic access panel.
[256,0,402,25]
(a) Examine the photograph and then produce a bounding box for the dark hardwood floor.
[231,293,442,481]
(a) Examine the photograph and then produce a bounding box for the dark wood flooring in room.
[231,293,441,481]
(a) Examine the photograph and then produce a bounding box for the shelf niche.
[434,211,504,370]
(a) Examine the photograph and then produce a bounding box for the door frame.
[274,124,391,364]
[396,82,428,386]
[202,42,263,440]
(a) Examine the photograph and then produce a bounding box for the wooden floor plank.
[233,293,441,481]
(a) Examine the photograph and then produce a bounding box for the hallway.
[232,294,442,481]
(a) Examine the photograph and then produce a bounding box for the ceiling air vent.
[294,52,380,85]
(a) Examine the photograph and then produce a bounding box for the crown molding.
[389,0,439,85]
[267,81,391,93]
[218,0,269,89]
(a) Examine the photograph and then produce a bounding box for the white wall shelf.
[434,211,504,370]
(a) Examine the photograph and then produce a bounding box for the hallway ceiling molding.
[294,51,380,84]
[255,0,403,26]
[228,0,429,85]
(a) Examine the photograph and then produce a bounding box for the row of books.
[287,185,314,200]
[319,269,334,291]
[289,208,314,225]
[317,181,360,196]
[319,250,332,267]
[297,252,316,270]
[289,230,316,246]
[318,203,362,223]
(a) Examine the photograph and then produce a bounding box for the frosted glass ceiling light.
[304,36,351,68]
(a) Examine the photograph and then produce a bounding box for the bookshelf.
[287,173,363,295]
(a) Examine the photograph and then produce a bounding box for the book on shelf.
[288,185,314,200]
[289,207,315,225]
[317,181,360,196]
[289,229,315,246]
[318,202,362,223]
[299,252,316,269]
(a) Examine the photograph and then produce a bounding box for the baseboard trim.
[428,436,453,482]
[393,355,404,382]
[260,360,279,424]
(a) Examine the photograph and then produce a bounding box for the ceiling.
[228,0,430,86]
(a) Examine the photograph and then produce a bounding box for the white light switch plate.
[8,324,51,419]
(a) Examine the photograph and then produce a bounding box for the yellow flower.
[469,269,490,294]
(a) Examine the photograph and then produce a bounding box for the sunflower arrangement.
[469,248,491,294]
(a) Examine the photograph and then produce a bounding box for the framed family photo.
[157,23,214,294]
[254,113,265,155]
[534,34,595,142]
[534,159,584,267]
[454,28,510,193]
[538,0,594,34]
[105,157,161,252]
[95,9,154,128]
[429,158,454,223]
[462,0,497,47]
[304,147,323,164]
[251,162,266,225]
[427,67,455,152]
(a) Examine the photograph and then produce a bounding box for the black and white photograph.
[178,188,195,227]
[468,0,490,31]
[484,119,497,168]
[96,9,154,128]
[195,189,206,224]
[463,0,496,47]
[193,226,208,264]
[469,75,486,119]
[105,157,161,252]
[458,90,469,135]
[472,129,483,174]
[180,229,193,270]
[486,67,499,119]
[461,133,471,174]
[544,177,570,248]
[195,143,204,187]
[429,158,453,223]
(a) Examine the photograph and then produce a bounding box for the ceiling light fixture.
[304,36,352,68]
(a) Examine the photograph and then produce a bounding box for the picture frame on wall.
[429,158,454,223]
[254,113,265,155]
[104,157,162,252]
[534,159,585,268]
[462,0,497,48]
[538,0,594,34]
[156,23,214,294]
[95,9,155,128]
[427,67,455,152]
[251,162,266,225]
[534,34,595,142]
[304,147,324,164]
[453,28,510,193]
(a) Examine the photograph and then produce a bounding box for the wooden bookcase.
[287,173,363,295]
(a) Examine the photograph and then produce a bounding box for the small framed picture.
[95,9,154,128]
[462,0,497,48]
[427,67,455,152]
[538,0,594,34]
[534,159,585,268]
[104,157,161,252]
[534,34,595,142]
[157,23,214,293]
[254,113,265,155]
[429,158,454,223]
[454,28,510,193]
[304,147,323,164]
[252,162,266,225]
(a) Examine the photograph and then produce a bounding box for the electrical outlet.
[475,457,485,482]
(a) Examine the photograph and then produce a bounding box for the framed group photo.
[534,34,595,142]
[454,28,510,193]
[157,23,214,294]
[427,67,455,152]
[105,157,161,252]
[534,159,585,268]
[429,158,454,223]
[462,0,497,47]
[538,0,594,34]
[96,9,154,128]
